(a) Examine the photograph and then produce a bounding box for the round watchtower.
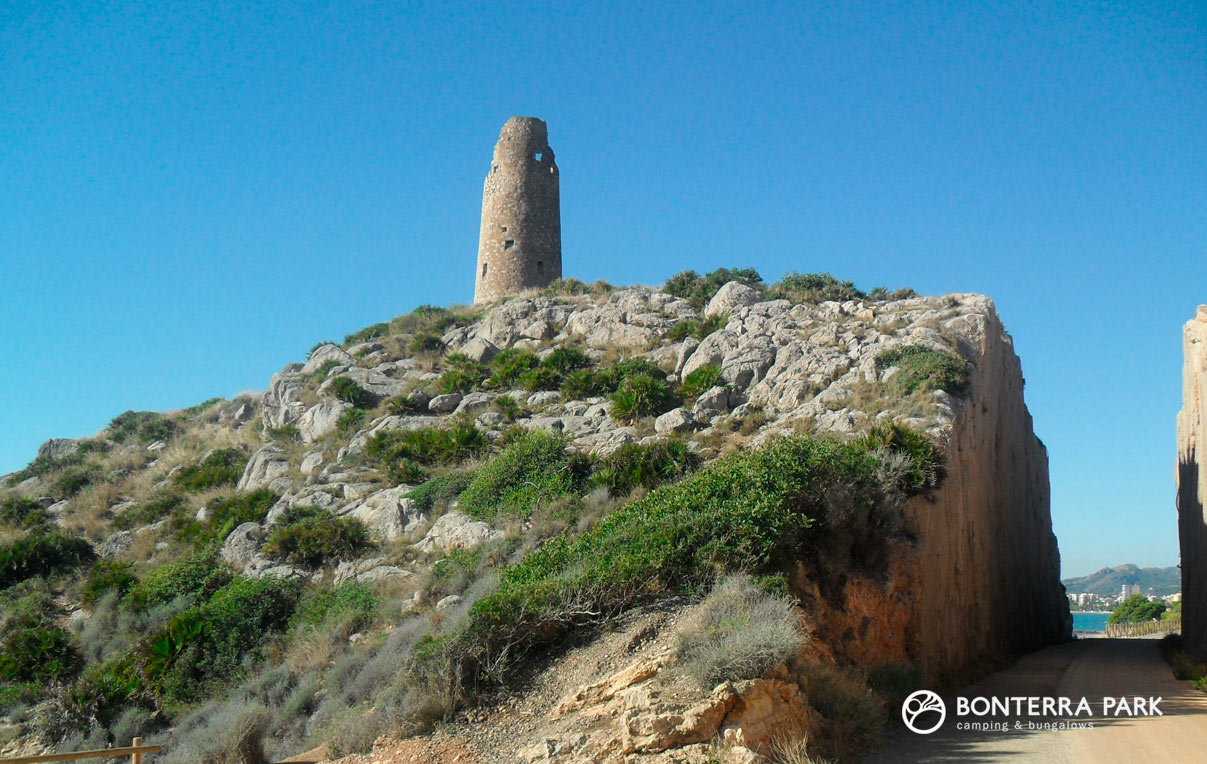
[474,117,561,303]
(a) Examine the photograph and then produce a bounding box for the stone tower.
[474,116,561,303]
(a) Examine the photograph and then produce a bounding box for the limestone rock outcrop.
[1178,305,1207,656]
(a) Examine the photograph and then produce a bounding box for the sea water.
[1072,611,1109,634]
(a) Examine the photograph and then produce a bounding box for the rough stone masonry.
[1178,305,1207,656]
[474,116,561,303]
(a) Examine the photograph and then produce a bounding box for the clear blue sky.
[1,1,1203,578]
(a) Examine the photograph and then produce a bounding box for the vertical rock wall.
[906,307,1071,684]
[1178,306,1207,657]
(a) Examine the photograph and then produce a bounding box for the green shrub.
[592,440,702,496]
[667,314,727,342]
[408,332,445,355]
[440,434,937,690]
[560,369,607,399]
[184,397,225,416]
[309,359,340,382]
[262,506,371,569]
[0,497,47,529]
[108,410,177,444]
[868,286,918,301]
[611,374,676,422]
[675,574,806,688]
[487,348,540,389]
[874,345,970,396]
[0,533,96,589]
[173,489,277,546]
[457,431,592,520]
[392,304,468,336]
[114,491,185,530]
[343,322,389,346]
[767,272,864,304]
[543,347,592,374]
[329,376,373,408]
[519,366,563,392]
[123,550,228,612]
[337,408,367,436]
[176,448,248,492]
[82,560,137,606]
[678,364,726,401]
[0,623,80,683]
[439,354,488,394]
[364,421,486,474]
[664,268,764,308]
[147,575,303,704]
[386,394,423,416]
[406,471,474,512]
[494,395,522,421]
[54,465,99,497]
[295,581,379,632]
[69,656,149,727]
[425,547,484,599]
[856,423,943,492]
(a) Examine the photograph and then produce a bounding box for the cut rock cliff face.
[2,284,1071,762]
[1178,306,1207,657]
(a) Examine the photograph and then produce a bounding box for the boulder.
[414,511,503,554]
[37,438,79,461]
[221,522,265,568]
[100,531,132,558]
[342,487,425,542]
[455,392,494,416]
[237,444,290,491]
[458,337,500,365]
[705,281,762,318]
[429,394,463,414]
[655,408,695,435]
[694,385,731,413]
[301,344,354,376]
[297,400,352,443]
[528,391,562,407]
[300,452,324,475]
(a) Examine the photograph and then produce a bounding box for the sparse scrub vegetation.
[664,267,764,308]
[175,447,247,491]
[678,363,726,401]
[675,573,807,688]
[329,376,373,408]
[457,431,591,520]
[172,489,277,546]
[263,506,371,569]
[82,560,138,606]
[611,372,676,422]
[0,533,96,589]
[875,345,970,396]
[592,440,701,496]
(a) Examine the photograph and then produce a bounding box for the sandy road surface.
[866,638,1207,764]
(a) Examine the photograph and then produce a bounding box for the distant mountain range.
[1062,564,1181,595]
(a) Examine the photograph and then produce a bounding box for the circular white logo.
[902,690,946,734]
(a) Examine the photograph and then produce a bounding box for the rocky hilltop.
[1061,564,1181,596]
[0,273,1069,763]
[1178,305,1207,657]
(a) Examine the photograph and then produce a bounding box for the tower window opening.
[501,226,508,232]
[504,239,514,250]
[537,260,544,275]
[534,152,543,161]
[482,262,488,277]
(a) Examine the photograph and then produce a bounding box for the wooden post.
[130,739,141,764]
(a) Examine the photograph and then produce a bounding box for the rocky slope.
[1061,564,1181,596]
[1178,305,1207,657]
[0,279,1070,762]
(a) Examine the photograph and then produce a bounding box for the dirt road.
[866,638,1207,763]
